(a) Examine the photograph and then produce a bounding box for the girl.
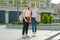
[22,4,31,38]
[31,3,39,37]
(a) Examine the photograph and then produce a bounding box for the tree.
[2,0,8,6]
[14,0,19,6]
[14,0,17,6]
[22,0,28,6]
[42,14,49,24]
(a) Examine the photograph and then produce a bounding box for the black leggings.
[22,19,29,35]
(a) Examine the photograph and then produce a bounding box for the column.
[39,13,41,22]
[5,11,9,24]
[39,0,40,8]
[20,0,23,6]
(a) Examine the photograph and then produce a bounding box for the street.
[0,25,60,40]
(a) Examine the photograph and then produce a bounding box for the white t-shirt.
[23,9,31,17]
[32,8,38,18]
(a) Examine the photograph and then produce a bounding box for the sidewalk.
[0,25,60,40]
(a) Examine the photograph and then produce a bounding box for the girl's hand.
[25,19,28,22]
[29,20,31,23]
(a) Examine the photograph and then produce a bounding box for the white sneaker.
[32,35,36,37]
[22,35,26,39]
[25,34,29,38]
[26,35,29,38]
[32,32,36,37]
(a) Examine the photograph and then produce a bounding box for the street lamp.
[17,0,19,22]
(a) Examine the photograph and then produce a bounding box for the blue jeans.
[31,17,37,33]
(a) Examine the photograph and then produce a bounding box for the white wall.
[5,11,9,24]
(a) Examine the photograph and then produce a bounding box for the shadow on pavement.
[17,36,35,40]
[45,32,60,40]
[17,38,30,40]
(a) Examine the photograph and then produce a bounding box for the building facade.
[54,3,60,15]
[0,0,54,23]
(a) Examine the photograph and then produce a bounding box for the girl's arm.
[36,9,39,21]
[22,9,27,22]
[22,10,25,19]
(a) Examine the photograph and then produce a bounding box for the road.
[0,25,60,40]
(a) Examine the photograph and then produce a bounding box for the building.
[0,0,9,6]
[0,0,54,24]
[39,0,51,9]
[38,0,53,21]
[52,3,60,23]
[54,3,60,15]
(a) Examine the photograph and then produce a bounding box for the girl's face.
[32,4,36,8]
[26,5,30,10]
[33,6,35,8]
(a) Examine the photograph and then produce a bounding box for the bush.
[48,15,53,23]
[42,14,49,24]
[53,19,60,23]
[37,21,40,24]
[12,21,23,24]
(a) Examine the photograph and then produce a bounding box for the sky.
[51,0,60,4]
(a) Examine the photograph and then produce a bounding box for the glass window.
[9,0,13,6]
[41,3,47,9]
[0,0,2,4]
[9,0,12,4]
[31,0,34,1]
[0,0,4,5]
[19,2,20,4]
[47,0,50,2]
[47,3,50,7]
[40,0,44,2]
[41,4,44,8]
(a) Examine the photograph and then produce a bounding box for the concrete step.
[6,24,60,31]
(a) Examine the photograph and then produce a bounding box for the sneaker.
[21,35,26,39]
[32,35,36,37]
[25,34,29,38]
[32,32,36,37]
[26,35,29,38]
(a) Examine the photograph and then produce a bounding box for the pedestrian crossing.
[45,32,60,40]
[52,35,60,40]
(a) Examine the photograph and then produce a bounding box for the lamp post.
[17,0,19,22]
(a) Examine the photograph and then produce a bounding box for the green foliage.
[37,22,41,24]
[42,14,49,24]
[14,0,19,6]
[53,20,59,23]
[11,21,40,24]
[59,16,60,19]
[1,0,8,5]
[22,0,28,6]
[12,21,23,24]
[42,14,53,24]
[48,15,53,23]
[0,20,4,23]
[22,0,28,4]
